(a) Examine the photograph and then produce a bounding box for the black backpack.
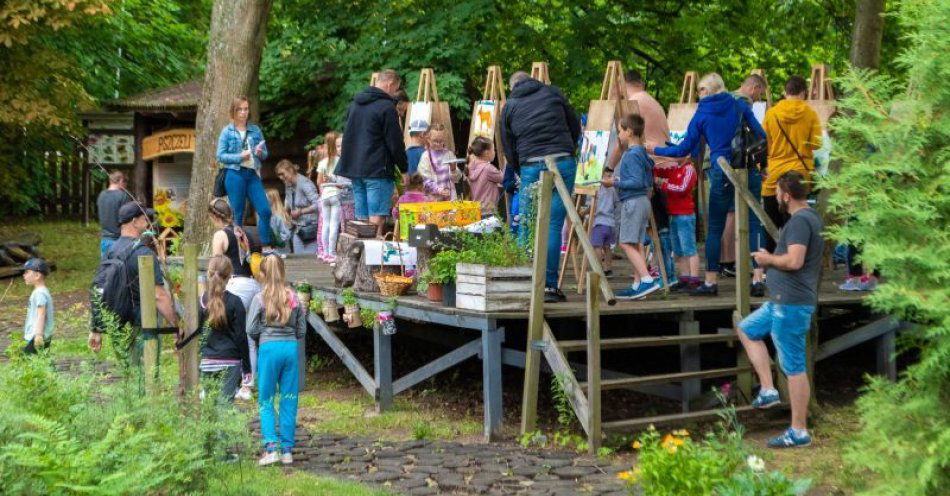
[90,241,138,330]
[730,100,768,169]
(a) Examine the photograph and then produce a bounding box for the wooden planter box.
[455,263,532,311]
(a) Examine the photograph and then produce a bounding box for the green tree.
[821,0,949,493]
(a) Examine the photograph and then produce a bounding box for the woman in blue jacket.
[651,73,766,296]
[216,97,274,252]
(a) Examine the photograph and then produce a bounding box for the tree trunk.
[183,0,273,246]
[850,0,885,70]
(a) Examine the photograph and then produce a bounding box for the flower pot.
[426,283,444,303]
[296,291,312,312]
[441,281,456,307]
[322,300,340,323]
[343,303,361,328]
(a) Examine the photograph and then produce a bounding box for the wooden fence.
[40,150,109,222]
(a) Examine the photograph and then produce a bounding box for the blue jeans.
[517,156,577,288]
[257,340,299,451]
[705,166,761,273]
[739,302,815,376]
[351,177,395,219]
[658,227,675,282]
[225,168,273,246]
[100,238,115,258]
[670,214,698,257]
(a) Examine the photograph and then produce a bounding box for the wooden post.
[82,160,91,226]
[178,243,200,397]
[733,168,753,402]
[876,329,897,381]
[679,311,700,412]
[586,272,602,453]
[520,171,553,435]
[647,212,670,294]
[481,322,504,440]
[138,255,161,393]
[374,325,393,412]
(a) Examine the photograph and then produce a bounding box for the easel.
[369,71,379,87]
[468,65,509,219]
[807,64,836,128]
[403,68,456,152]
[667,72,706,237]
[530,62,550,84]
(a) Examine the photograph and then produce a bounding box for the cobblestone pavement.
[250,420,635,496]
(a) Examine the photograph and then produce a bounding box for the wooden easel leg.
[647,213,670,294]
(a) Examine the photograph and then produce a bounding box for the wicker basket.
[375,273,413,297]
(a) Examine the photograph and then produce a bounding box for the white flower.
[747,455,766,472]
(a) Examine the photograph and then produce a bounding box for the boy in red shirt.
[655,158,700,291]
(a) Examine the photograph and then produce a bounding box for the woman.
[275,159,320,255]
[652,73,766,297]
[247,255,306,466]
[209,198,259,399]
[215,96,274,253]
[417,123,462,200]
[317,132,350,262]
[199,255,250,404]
[762,75,822,252]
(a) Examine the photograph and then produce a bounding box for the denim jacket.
[216,123,269,171]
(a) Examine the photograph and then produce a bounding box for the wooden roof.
[107,81,201,112]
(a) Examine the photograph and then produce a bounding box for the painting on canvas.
[575,128,615,186]
[472,100,496,139]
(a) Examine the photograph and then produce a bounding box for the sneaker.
[649,268,661,279]
[858,276,878,291]
[720,263,737,277]
[560,244,568,254]
[767,427,812,449]
[752,388,781,409]
[258,450,279,466]
[616,280,660,300]
[690,283,718,296]
[235,386,252,401]
[839,278,863,291]
[280,451,294,465]
[670,279,690,292]
[544,287,566,303]
[751,281,766,298]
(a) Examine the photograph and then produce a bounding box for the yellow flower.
[631,440,641,450]
[617,469,639,482]
[160,213,178,227]
[673,429,689,437]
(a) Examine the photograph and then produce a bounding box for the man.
[733,73,767,106]
[88,201,178,353]
[501,71,581,303]
[96,170,132,258]
[336,69,408,237]
[737,171,823,448]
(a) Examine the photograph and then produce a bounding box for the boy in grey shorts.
[601,114,659,300]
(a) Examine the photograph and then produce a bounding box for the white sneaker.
[258,451,279,466]
[280,452,293,465]
[235,386,252,401]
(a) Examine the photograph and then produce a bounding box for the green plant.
[455,230,530,267]
[309,294,325,313]
[340,288,358,306]
[411,421,433,441]
[715,469,812,496]
[427,249,464,284]
[359,308,378,329]
[551,374,578,429]
[295,280,313,293]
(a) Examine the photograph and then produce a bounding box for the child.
[199,255,250,403]
[317,132,349,262]
[248,255,306,466]
[265,189,293,256]
[591,169,620,275]
[21,258,53,355]
[466,136,504,217]
[602,114,658,300]
[655,158,701,291]
[417,123,462,201]
[392,173,432,218]
[406,121,428,175]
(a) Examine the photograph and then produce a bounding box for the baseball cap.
[117,201,156,225]
[409,119,429,133]
[23,258,50,276]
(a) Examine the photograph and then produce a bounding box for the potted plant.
[295,281,312,311]
[321,295,341,323]
[340,288,361,328]
[428,249,463,307]
[453,230,532,311]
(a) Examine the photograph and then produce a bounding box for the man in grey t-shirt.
[96,170,132,258]
[737,171,823,449]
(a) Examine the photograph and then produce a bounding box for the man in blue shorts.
[738,171,823,448]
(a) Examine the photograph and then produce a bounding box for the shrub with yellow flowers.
[153,190,184,229]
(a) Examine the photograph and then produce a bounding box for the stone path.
[250,419,633,496]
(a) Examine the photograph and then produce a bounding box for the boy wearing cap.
[406,121,428,176]
[21,258,54,355]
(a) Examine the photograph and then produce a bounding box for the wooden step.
[581,366,752,390]
[602,403,787,431]
[558,333,737,352]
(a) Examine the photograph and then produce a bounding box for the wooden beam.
[734,166,753,403]
[815,316,905,362]
[521,170,553,435]
[177,243,199,397]
[393,338,482,395]
[679,312,701,412]
[307,314,377,396]
[373,326,393,412]
[557,333,737,352]
[138,255,160,394]
[586,272,602,453]
[586,366,754,390]
[603,404,775,431]
[542,322,591,436]
[716,157,779,241]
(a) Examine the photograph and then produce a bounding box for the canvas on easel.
[403,68,455,152]
[468,65,509,218]
[667,71,707,239]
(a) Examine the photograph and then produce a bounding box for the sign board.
[142,128,196,161]
[363,240,418,266]
[87,134,135,165]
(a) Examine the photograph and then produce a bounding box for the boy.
[655,157,701,291]
[406,120,428,176]
[21,258,54,355]
[602,114,658,299]
[591,168,619,275]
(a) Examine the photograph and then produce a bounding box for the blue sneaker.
[752,388,781,409]
[839,278,862,291]
[767,427,812,448]
[616,280,660,300]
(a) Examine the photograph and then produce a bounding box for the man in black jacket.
[336,69,408,236]
[501,71,581,302]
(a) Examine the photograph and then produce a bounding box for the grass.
[0,219,101,300]
[207,463,393,495]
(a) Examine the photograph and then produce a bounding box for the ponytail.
[206,255,233,329]
[259,255,290,326]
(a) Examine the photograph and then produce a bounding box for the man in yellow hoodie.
[762,76,822,252]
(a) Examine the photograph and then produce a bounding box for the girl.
[334,134,357,228]
[466,136,504,217]
[265,189,293,256]
[199,255,250,404]
[247,255,306,466]
[417,123,462,201]
[215,96,274,254]
[275,160,320,255]
[317,132,349,262]
[391,173,431,218]
[209,198,259,400]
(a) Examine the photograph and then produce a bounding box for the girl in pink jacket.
[466,137,504,217]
